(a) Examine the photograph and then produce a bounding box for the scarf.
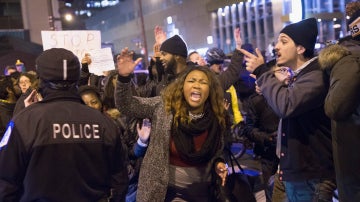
[172,104,223,164]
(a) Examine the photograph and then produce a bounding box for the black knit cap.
[36,48,80,82]
[280,18,318,52]
[160,35,188,58]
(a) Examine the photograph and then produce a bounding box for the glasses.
[273,68,290,75]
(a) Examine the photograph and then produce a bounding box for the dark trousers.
[261,158,278,202]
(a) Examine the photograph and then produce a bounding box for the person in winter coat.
[115,47,229,201]
[0,48,129,202]
[240,18,336,201]
[318,2,360,201]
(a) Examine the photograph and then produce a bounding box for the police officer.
[0,48,128,201]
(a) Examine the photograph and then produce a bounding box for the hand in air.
[240,48,265,73]
[234,27,243,50]
[152,43,161,59]
[81,53,92,65]
[137,119,151,144]
[116,47,142,77]
[154,25,167,45]
[24,90,42,107]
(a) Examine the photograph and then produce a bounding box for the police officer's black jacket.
[0,88,128,202]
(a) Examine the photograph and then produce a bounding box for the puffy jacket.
[319,38,360,202]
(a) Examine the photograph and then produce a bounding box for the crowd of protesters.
[0,1,360,202]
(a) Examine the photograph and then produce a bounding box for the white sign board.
[87,48,115,76]
[41,30,101,61]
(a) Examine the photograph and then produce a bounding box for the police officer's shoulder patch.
[0,121,14,148]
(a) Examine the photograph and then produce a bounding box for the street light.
[64,13,74,22]
[48,11,74,30]
[47,0,76,30]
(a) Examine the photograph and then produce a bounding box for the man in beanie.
[138,27,246,97]
[318,2,360,201]
[240,18,336,201]
[147,34,189,96]
[114,27,247,200]
[132,27,248,98]
[0,48,129,201]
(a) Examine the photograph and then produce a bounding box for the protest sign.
[87,48,115,76]
[41,30,101,61]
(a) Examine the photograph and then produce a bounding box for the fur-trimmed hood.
[318,44,351,71]
[319,38,360,72]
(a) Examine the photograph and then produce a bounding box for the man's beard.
[164,57,176,75]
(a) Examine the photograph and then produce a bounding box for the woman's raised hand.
[154,25,167,45]
[116,47,142,77]
[234,27,242,50]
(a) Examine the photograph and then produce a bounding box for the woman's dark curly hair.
[162,65,225,127]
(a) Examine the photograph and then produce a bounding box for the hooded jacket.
[319,38,360,201]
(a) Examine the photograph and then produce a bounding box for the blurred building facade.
[0,0,355,61]
[83,0,352,59]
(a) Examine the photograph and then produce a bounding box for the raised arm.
[218,28,245,90]
[115,48,160,118]
[234,27,242,51]
[154,25,167,45]
[116,47,142,77]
